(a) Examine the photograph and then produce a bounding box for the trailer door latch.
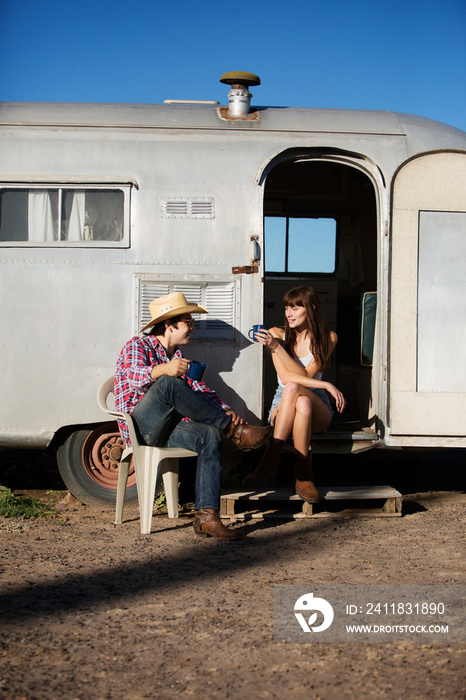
[232,265,259,274]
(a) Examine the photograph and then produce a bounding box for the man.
[114,292,271,540]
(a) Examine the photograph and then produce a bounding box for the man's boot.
[294,451,320,503]
[193,509,242,540]
[225,421,272,451]
[243,438,284,486]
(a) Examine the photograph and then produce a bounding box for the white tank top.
[277,346,323,388]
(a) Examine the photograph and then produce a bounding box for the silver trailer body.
[1,93,465,501]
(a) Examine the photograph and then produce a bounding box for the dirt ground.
[0,448,465,700]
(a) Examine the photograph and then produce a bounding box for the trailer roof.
[1,101,465,150]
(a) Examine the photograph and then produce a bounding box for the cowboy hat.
[140,292,209,332]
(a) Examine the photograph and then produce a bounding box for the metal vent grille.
[138,278,236,339]
[160,197,215,219]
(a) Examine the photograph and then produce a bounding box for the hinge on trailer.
[232,265,259,274]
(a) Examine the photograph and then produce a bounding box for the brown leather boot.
[294,451,320,503]
[225,421,272,451]
[243,438,284,486]
[193,509,242,540]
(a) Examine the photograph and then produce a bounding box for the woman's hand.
[255,328,280,352]
[324,382,346,414]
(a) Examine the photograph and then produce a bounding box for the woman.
[244,286,346,503]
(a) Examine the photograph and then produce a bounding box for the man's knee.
[150,374,183,398]
[199,423,222,444]
[155,374,176,389]
[176,422,222,453]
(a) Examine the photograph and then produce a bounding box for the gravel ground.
[0,448,464,699]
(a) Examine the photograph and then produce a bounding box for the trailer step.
[220,485,402,519]
[308,426,381,454]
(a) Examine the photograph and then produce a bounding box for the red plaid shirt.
[114,335,230,444]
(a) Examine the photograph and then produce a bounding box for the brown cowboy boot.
[243,438,284,486]
[294,451,320,503]
[225,421,272,451]
[193,509,242,540]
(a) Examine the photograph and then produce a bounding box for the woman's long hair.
[283,286,332,370]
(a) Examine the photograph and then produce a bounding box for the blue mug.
[187,360,207,381]
[248,324,268,341]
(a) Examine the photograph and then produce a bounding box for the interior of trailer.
[263,156,378,435]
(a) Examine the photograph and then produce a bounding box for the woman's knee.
[296,394,312,417]
[282,382,300,400]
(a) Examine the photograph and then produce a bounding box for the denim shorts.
[268,385,334,426]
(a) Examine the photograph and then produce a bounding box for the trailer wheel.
[57,422,138,505]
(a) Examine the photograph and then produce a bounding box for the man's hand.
[224,409,246,427]
[165,357,190,377]
[151,357,189,379]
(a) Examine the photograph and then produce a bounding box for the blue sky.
[1,0,465,131]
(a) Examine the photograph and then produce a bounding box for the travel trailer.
[1,71,465,504]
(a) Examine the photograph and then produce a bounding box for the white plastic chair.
[96,377,197,534]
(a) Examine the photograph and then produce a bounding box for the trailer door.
[389,151,466,438]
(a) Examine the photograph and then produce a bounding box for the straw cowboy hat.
[140,292,209,332]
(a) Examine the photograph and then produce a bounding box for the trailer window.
[0,187,128,246]
[265,216,336,274]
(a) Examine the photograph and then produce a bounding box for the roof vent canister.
[220,71,261,117]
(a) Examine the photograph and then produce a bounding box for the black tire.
[57,422,138,505]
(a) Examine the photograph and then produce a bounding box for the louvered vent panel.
[139,283,171,329]
[138,278,236,339]
[173,285,203,306]
[191,201,213,216]
[164,201,188,215]
[161,197,215,219]
[205,285,235,329]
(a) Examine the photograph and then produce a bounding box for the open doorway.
[263,155,378,432]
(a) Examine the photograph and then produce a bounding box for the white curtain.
[28,190,85,241]
[67,191,85,241]
[28,191,54,241]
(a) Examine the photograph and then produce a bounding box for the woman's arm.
[259,327,309,380]
[257,327,319,383]
[257,329,345,413]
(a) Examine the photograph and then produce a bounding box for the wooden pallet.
[220,485,403,519]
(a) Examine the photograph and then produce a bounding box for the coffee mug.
[187,360,207,381]
[248,324,268,341]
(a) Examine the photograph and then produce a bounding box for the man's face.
[169,315,195,346]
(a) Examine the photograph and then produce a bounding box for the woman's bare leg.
[272,382,305,441]
[274,383,331,445]
[244,383,331,488]
[292,395,313,456]
[286,390,331,504]
[291,395,319,502]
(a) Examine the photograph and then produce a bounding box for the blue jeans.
[132,376,231,510]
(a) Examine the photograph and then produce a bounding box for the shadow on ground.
[0,445,464,498]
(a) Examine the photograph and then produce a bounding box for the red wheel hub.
[81,423,136,489]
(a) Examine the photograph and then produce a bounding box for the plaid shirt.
[114,335,230,444]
